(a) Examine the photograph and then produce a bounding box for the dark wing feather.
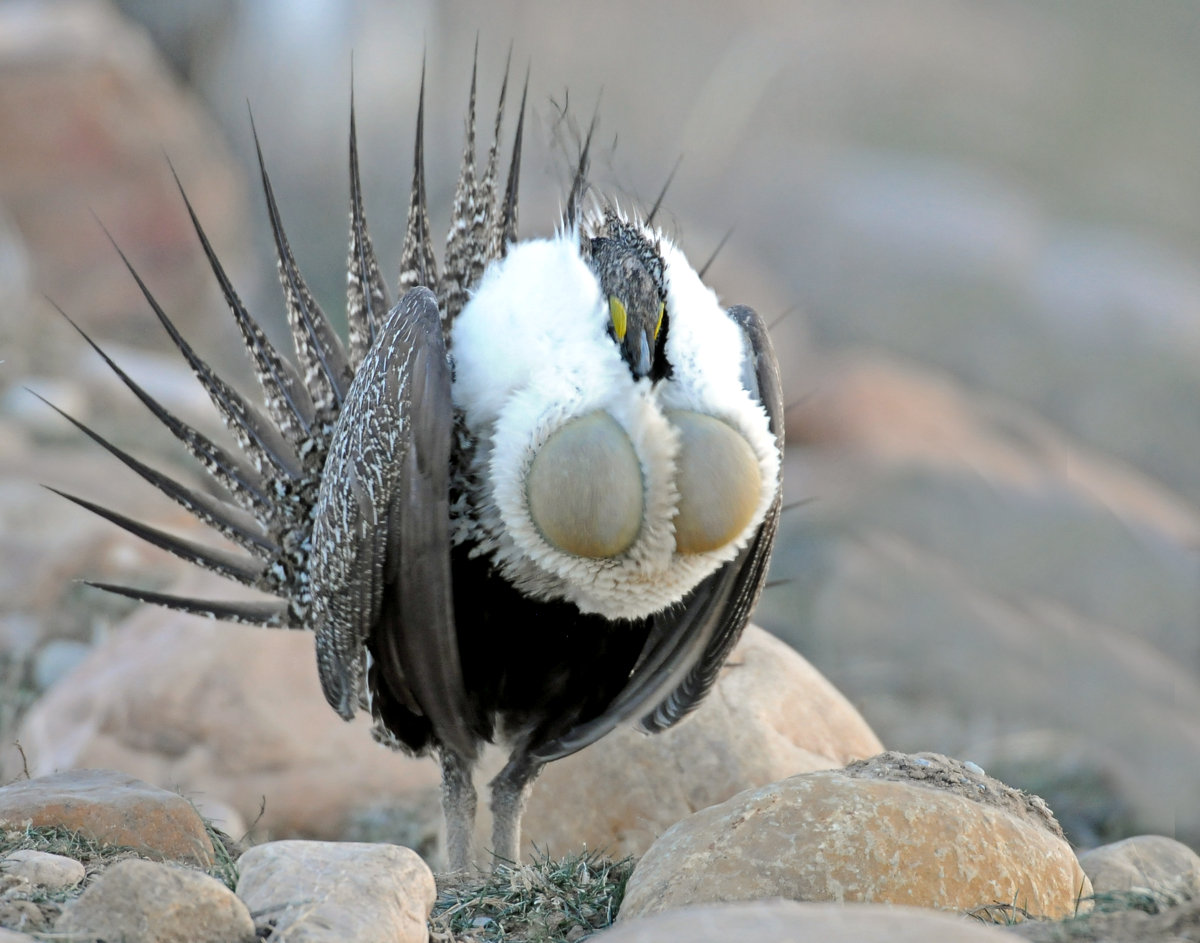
[310,287,478,758]
[529,302,784,762]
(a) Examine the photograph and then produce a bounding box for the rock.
[7,580,440,840]
[0,850,85,891]
[0,901,45,935]
[1078,834,1200,903]
[236,840,435,943]
[1007,896,1200,943]
[598,899,1007,942]
[512,626,882,860]
[620,752,1090,921]
[55,858,254,943]
[0,769,214,867]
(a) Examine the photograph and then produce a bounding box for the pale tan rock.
[0,769,213,867]
[8,582,440,840]
[1079,834,1200,902]
[56,858,254,943]
[0,850,85,890]
[599,900,1007,942]
[621,752,1090,921]
[236,840,435,943]
[513,626,882,860]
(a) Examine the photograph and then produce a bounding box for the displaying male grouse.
[49,57,784,871]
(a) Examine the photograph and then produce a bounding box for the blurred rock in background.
[2,0,1199,853]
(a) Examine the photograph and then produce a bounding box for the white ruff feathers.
[450,229,779,621]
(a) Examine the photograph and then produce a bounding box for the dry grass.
[430,850,634,943]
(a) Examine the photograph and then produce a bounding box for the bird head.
[581,210,669,381]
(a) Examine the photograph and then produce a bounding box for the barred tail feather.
[441,49,479,321]
[47,487,266,587]
[83,580,290,628]
[494,68,528,259]
[250,114,353,419]
[398,60,439,295]
[346,84,391,367]
[171,162,318,449]
[52,304,276,521]
[32,392,274,558]
[101,227,304,483]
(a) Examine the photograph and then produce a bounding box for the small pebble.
[0,850,85,891]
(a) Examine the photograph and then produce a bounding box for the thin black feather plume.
[83,580,289,628]
[646,154,682,227]
[32,391,274,557]
[47,487,265,587]
[50,302,274,520]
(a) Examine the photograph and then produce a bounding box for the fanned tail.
[51,61,524,633]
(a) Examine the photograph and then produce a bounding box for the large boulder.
[0,0,250,376]
[621,752,1090,921]
[0,769,214,867]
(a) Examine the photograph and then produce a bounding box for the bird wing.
[310,286,480,760]
[530,303,785,762]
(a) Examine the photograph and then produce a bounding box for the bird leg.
[488,752,543,866]
[439,748,478,872]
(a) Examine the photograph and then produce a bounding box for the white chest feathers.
[449,235,780,621]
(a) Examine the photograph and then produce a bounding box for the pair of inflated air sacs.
[449,236,780,622]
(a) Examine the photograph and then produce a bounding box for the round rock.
[56,858,254,943]
[0,849,85,891]
[621,751,1090,920]
[1079,834,1200,902]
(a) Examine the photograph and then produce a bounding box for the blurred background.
[1,0,1198,853]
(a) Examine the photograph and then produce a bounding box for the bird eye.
[609,297,627,341]
[654,301,665,340]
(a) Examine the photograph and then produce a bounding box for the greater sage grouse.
[50,59,784,871]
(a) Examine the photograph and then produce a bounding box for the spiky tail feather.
[51,60,526,629]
